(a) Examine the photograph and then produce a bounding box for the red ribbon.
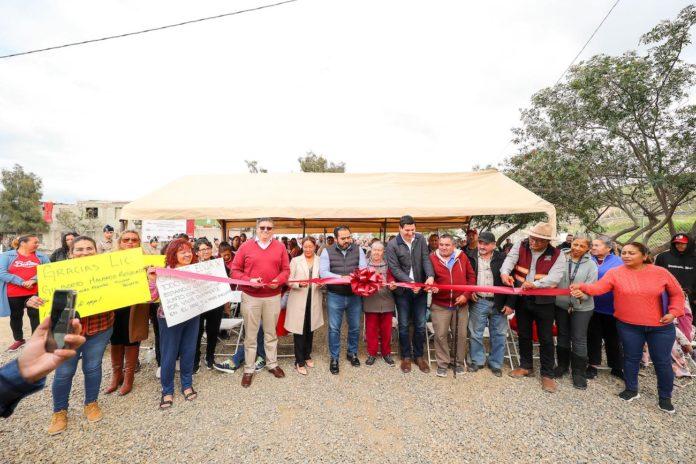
[155,268,569,296]
[349,268,384,297]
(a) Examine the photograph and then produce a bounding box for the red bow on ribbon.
[349,268,383,297]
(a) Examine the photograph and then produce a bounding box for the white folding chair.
[212,291,244,357]
[215,317,244,357]
[504,314,519,369]
[426,321,436,365]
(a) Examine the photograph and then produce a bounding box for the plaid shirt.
[81,312,115,337]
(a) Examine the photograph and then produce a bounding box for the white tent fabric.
[121,170,556,234]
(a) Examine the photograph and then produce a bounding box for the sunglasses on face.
[121,238,139,243]
[259,226,273,231]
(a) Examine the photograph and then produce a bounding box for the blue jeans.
[52,327,113,412]
[232,324,266,367]
[395,290,427,359]
[617,320,675,399]
[468,299,508,369]
[158,316,200,396]
[327,292,362,360]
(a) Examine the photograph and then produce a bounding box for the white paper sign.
[142,220,187,242]
[157,258,233,326]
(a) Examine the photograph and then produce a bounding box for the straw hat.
[524,222,553,241]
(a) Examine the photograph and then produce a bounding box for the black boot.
[571,353,588,390]
[586,365,598,379]
[553,346,570,378]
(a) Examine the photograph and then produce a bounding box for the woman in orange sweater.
[570,242,684,414]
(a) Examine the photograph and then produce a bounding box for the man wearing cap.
[467,231,516,377]
[655,233,695,309]
[97,225,114,254]
[500,222,566,392]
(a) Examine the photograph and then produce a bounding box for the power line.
[554,0,622,85]
[0,0,298,60]
[495,0,622,160]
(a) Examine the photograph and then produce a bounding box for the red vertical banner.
[42,202,54,223]
[186,219,195,236]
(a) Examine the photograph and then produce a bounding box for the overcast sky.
[1,0,694,203]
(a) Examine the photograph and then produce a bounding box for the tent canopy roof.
[121,170,556,233]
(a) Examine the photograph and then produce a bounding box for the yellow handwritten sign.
[143,254,165,268]
[37,248,151,320]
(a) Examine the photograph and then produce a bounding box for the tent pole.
[219,220,227,241]
[382,218,387,242]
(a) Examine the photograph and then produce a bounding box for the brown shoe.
[268,366,285,378]
[105,344,124,394]
[508,367,534,378]
[241,373,253,388]
[118,345,139,396]
[415,357,430,373]
[541,376,557,393]
[400,358,412,373]
[84,402,103,423]
[48,410,68,435]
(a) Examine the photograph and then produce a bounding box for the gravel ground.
[0,318,694,464]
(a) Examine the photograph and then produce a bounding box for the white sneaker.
[156,367,161,379]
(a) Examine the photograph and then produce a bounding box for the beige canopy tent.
[120,170,556,236]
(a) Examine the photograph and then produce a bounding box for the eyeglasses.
[197,247,211,252]
[121,238,139,243]
[259,226,273,231]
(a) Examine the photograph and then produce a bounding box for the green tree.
[0,164,48,236]
[55,209,82,232]
[298,152,346,172]
[244,160,267,173]
[512,5,696,247]
[469,158,599,244]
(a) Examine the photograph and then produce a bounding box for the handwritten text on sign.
[37,248,151,320]
[157,258,233,326]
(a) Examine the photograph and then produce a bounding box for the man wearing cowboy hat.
[500,222,566,393]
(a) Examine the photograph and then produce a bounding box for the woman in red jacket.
[571,242,684,413]
[429,234,476,377]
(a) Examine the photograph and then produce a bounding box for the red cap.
[672,234,689,244]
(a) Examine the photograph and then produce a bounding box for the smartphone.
[45,289,78,353]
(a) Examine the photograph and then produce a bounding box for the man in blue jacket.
[587,236,624,379]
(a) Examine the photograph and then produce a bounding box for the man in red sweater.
[429,234,476,377]
[230,218,290,388]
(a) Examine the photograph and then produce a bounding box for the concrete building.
[39,200,222,253]
[41,200,132,251]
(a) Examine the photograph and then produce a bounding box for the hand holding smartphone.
[45,289,78,353]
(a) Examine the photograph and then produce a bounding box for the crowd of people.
[0,216,694,428]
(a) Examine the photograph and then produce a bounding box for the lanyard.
[567,259,582,312]
[568,259,582,284]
